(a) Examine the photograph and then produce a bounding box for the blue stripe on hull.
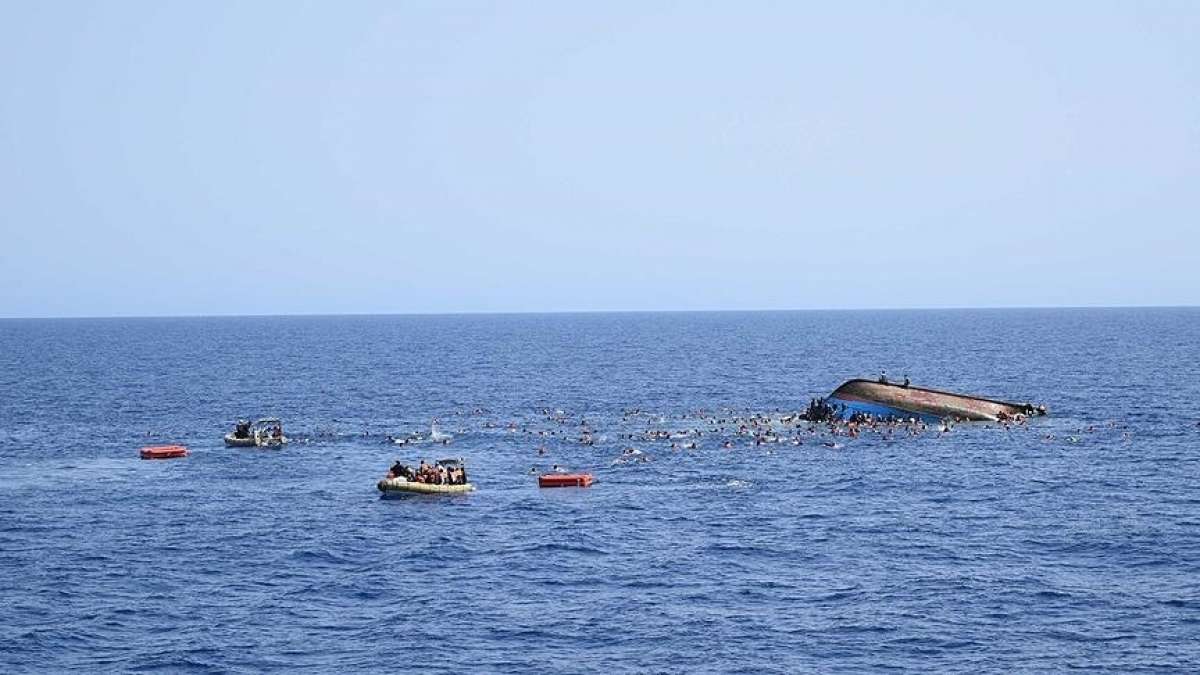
[826,397,944,423]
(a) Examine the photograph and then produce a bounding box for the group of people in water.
[362,388,1073,484]
[386,459,469,485]
[802,398,842,422]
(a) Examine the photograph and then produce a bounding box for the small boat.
[377,478,476,497]
[538,473,594,488]
[224,418,288,448]
[224,419,255,447]
[223,433,255,447]
[377,458,474,498]
[824,379,1046,422]
[140,445,188,460]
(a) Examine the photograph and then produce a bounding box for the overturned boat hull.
[826,379,1042,422]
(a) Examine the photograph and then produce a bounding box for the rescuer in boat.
[393,459,469,485]
[233,420,251,439]
[387,461,416,481]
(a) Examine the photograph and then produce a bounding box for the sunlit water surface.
[1,309,1198,672]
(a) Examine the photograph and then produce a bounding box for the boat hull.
[225,433,287,448]
[377,478,475,497]
[826,379,1040,422]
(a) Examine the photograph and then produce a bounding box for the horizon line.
[1,303,1196,321]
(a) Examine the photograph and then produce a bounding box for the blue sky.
[1,1,1197,317]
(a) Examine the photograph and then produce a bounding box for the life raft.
[140,445,188,460]
[538,473,594,488]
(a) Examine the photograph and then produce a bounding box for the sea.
[0,308,1197,673]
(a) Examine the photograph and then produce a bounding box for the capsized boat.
[824,378,1045,422]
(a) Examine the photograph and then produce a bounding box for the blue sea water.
[1,308,1198,673]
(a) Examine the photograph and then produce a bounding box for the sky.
[0,1,1197,317]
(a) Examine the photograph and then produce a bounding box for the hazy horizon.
[3,302,1196,321]
[2,2,1197,317]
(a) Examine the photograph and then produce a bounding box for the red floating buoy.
[538,473,593,488]
[140,445,188,460]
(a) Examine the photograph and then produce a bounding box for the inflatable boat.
[224,418,288,448]
[223,433,255,447]
[377,477,475,497]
